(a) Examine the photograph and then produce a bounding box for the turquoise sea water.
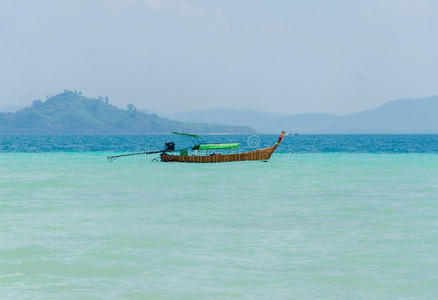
[1,136,438,299]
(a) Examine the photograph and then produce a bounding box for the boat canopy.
[195,143,240,150]
[172,132,239,150]
[172,132,199,138]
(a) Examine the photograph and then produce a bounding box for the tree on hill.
[127,103,136,112]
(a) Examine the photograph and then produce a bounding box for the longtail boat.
[107,131,285,163]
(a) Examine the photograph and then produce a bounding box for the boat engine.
[164,142,175,152]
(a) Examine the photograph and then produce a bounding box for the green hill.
[0,91,254,135]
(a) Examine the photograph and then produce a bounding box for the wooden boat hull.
[160,131,285,163]
[161,146,276,163]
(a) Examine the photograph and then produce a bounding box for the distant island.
[169,96,438,134]
[3,92,438,134]
[0,91,254,135]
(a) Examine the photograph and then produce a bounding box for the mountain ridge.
[0,91,255,135]
[168,96,438,133]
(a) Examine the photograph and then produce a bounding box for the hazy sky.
[1,0,437,114]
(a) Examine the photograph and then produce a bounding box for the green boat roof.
[197,143,240,150]
[172,132,199,138]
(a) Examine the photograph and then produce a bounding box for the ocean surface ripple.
[1,136,438,298]
[1,134,438,153]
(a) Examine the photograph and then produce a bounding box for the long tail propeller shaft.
[107,150,163,162]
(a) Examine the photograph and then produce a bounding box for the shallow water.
[1,151,438,299]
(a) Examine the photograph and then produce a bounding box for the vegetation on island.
[0,91,254,135]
